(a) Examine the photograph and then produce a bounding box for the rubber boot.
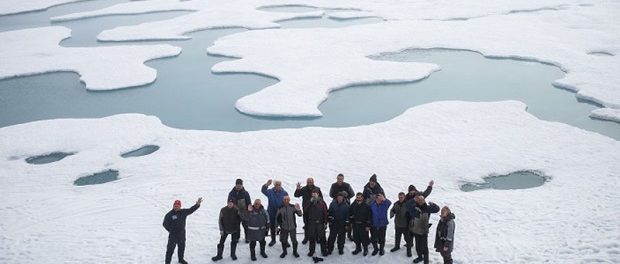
[250,244,257,261]
[260,241,268,258]
[292,243,300,258]
[379,243,385,256]
[280,244,287,258]
[371,243,379,256]
[352,243,361,255]
[230,241,238,260]
[406,246,412,257]
[211,244,224,261]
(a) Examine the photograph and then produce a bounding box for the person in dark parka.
[241,199,269,261]
[261,179,289,246]
[163,197,202,264]
[327,191,350,255]
[405,180,434,201]
[212,198,242,261]
[362,174,385,205]
[349,192,372,256]
[389,192,412,257]
[434,206,456,264]
[369,193,391,256]
[329,174,355,240]
[305,189,328,263]
[408,195,440,264]
[275,195,303,258]
[229,178,251,242]
[294,177,322,244]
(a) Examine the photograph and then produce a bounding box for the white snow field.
[1,101,619,263]
[0,0,91,15]
[0,26,181,90]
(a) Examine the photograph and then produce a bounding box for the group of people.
[162,174,456,264]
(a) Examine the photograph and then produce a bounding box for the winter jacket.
[305,197,328,238]
[261,185,289,221]
[228,187,251,214]
[276,204,302,231]
[349,200,372,228]
[329,182,355,203]
[328,199,350,230]
[294,185,322,209]
[362,183,385,204]
[390,200,409,229]
[242,205,269,241]
[219,206,241,234]
[370,199,392,228]
[434,213,456,253]
[405,185,433,201]
[163,204,200,238]
[407,201,440,235]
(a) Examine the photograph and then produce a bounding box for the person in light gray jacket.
[275,196,303,258]
[434,206,455,264]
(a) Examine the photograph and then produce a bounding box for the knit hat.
[173,200,181,207]
[235,178,243,185]
[408,185,416,192]
[227,197,235,203]
[369,174,377,183]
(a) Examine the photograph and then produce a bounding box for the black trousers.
[414,234,429,263]
[440,251,453,264]
[394,227,412,248]
[269,222,277,242]
[352,223,370,248]
[242,220,248,240]
[165,235,185,264]
[327,226,346,252]
[280,228,298,245]
[371,226,387,249]
[218,232,240,245]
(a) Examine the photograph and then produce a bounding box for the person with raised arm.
[163,197,202,264]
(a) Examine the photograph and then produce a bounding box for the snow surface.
[1,101,619,263]
[591,108,620,123]
[0,26,181,90]
[50,0,325,41]
[0,0,90,16]
[207,1,620,117]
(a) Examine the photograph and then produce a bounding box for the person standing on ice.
[305,189,328,263]
[242,199,269,261]
[329,173,355,240]
[212,198,241,261]
[349,192,372,256]
[294,177,322,244]
[370,193,391,256]
[434,206,456,264]
[261,179,289,247]
[408,195,440,264]
[162,197,202,264]
[390,192,413,257]
[405,180,434,201]
[229,178,251,243]
[363,174,384,205]
[326,191,350,255]
[275,195,303,258]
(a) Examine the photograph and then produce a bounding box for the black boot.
[230,241,238,260]
[352,243,361,255]
[371,243,379,256]
[308,239,316,257]
[406,246,412,257]
[363,246,369,256]
[211,244,224,261]
[413,256,424,263]
[292,243,300,258]
[250,244,257,261]
[280,244,287,258]
[379,243,385,256]
[390,246,400,252]
[260,241,268,258]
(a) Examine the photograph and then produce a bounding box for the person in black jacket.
[327,192,350,255]
[163,197,202,264]
[408,195,440,264]
[329,174,355,241]
[212,198,242,261]
[229,179,251,243]
[404,180,434,201]
[362,174,384,205]
[294,177,322,244]
[390,192,412,257]
[305,189,328,263]
[349,192,372,256]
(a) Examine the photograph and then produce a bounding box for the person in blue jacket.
[369,193,391,256]
[327,191,350,255]
[262,179,289,246]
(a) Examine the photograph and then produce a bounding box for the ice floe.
[1,101,619,262]
[0,0,90,16]
[591,108,620,123]
[0,26,181,90]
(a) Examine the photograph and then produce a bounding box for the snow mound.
[591,108,620,123]
[0,26,181,90]
[1,101,619,263]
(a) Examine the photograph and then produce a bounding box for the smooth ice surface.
[25,152,75,165]
[0,26,181,90]
[1,101,619,263]
[460,171,549,192]
[208,1,620,118]
[121,145,160,158]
